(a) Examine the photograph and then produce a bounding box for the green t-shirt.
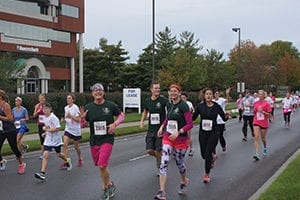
[144,96,169,134]
[166,99,189,136]
[85,100,122,146]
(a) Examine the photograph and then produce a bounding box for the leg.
[159,144,172,193]
[63,135,70,158]
[204,132,219,174]
[219,124,226,150]
[73,140,83,161]
[41,151,50,172]
[253,126,261,154]
[242,116,248,138]
[260,129,268,148]
[249,116,254,136]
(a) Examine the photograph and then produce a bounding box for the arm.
[108,112,125,134]
[179,112,193,133]
[139,109,148,129]
[0,103,14,122]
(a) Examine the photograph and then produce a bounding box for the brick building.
[0,0,84,94]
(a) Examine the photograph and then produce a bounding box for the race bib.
[256,112,265,121]
[14,120,21,129]
[202,119,213,131]
[244,106,250,113]
[166,120,178,134]
[283,108,291,113]
[150,113,160,125]
[38,115,45,124]
[0,120,3,131]
[94,121,107,135]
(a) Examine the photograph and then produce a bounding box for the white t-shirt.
[64,104,81,136]
[265,96,274,107]
[213,97,226,124]
[186,101,194,113]
[282,97,293,110]
[43,113,62,147]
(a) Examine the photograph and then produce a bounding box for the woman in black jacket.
[193,88,229,183]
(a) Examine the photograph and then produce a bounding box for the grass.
[258,154,300,200]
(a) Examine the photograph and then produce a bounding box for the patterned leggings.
[160,144,187,175]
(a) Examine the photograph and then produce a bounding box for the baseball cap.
[91,83,104,91]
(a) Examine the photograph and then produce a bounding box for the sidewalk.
[21,120,145,142]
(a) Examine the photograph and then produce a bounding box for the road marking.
[129,154,149,161]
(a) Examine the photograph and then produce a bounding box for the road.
[0,109,299,200]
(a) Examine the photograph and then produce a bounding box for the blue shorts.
[44,145,62,153]
[17,125,29,135]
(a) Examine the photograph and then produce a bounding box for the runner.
[213,89,231,153]
[282,91,293,127]
[180,92,194,156]
[252,90,272,160]
[61,94,83,168]
[80,83,125,200]
[0,89,26,174]
[268,92,276,121]
[12,97,29,154]
[140,81,169,174]
[241,90,255,141]
[34,102,72,181]
[33,94,46,159]
[192,88,229,183]
[154,84,193,200]
[236,93,243,122]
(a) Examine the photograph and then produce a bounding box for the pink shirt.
[253,100,272,128]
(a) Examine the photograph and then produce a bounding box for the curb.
[248,148,300,200]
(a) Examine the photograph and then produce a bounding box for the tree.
[277,52,300,88]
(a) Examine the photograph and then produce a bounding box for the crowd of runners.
[0,84,299,200]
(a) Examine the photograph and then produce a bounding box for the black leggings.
[283,112,292,123]
[199,130,219,174]
[242,115,254,137]
[0,131,21,161]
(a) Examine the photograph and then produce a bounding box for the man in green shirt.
[140,81,169,174]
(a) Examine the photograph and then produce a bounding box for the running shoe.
[101,188,110,200]
[211,154,218,169]
[178,178,189,194]
[23,144,29,153]
[34,172,46,180]
[222,146,226,152]
[242,137,248,141]
[66,158,72,171]
[188,149,194,156]
[77,159,84,167]
[39,154,43,160]
[60,162,68,169]
[108,181,116,198]
[253,153,260,161]
[18,162,26,174]
[263,148,268,156]
[0,159,7,171]
[154,190,166,200]
[203,173,210,183]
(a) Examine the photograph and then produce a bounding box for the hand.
[139,121,144,129]
[157,128,163,138]
[107,123,116,134]
[168,132,179,141]
[79,106,88,118]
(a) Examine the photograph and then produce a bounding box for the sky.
[84,0,300,63]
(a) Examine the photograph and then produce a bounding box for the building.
[0,0,84,94]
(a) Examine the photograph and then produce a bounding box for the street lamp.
[152,0,155,81]
[232,27,244,92]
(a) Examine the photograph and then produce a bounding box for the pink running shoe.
[77,159,84,167]
[18,162,26,174]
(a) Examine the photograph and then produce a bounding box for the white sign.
[123,88,141,113]
[237,82,245,93]
[17,45,39,52]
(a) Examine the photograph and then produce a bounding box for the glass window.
[61,4,79,18]
[0,20,70,43]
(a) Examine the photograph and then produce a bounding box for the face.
[214,92,220,99]
[168,87,180,101]
[150,84,160,97]
[258,90,265,100]
[92,89,105,100]
[66,95,74,105]
[15,99,22,106]
[43,106,51,116]
[180,95,187,101]
[204,90,213,102]
[39,95,46,104]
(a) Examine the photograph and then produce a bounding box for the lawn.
[258,153,300,200]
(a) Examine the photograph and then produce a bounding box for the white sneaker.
[66,158,72,171]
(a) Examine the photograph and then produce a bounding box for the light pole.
[232,27,243,92]
[152,0,155,81]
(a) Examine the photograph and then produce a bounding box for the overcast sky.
[84,0,300,63]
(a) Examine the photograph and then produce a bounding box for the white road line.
[129,154,149,161]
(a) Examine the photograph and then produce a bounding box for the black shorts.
[145,133,162,151]
[44,145,62,153]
